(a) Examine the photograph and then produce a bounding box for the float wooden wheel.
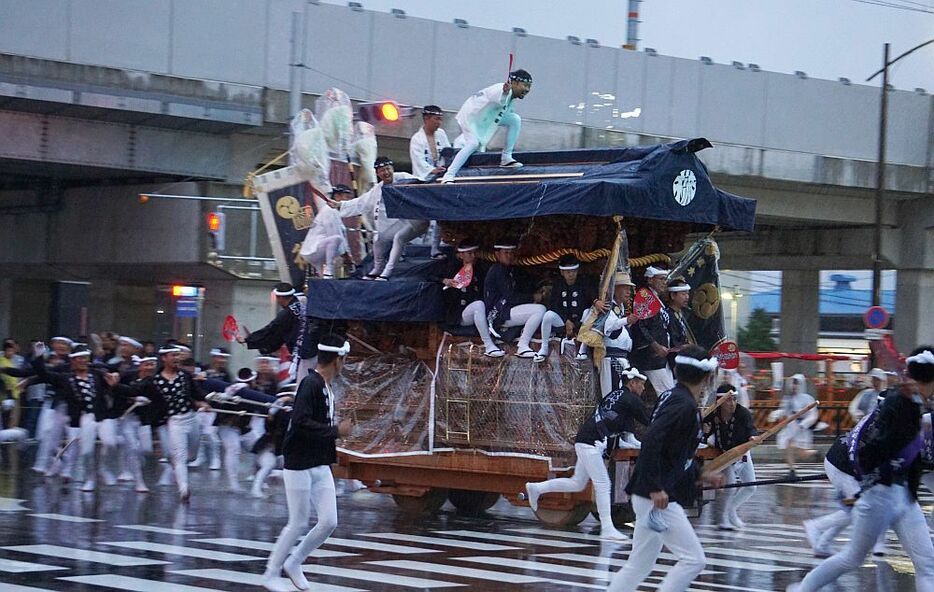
[392,488,449,514]
[533,502,593,526]
[447,490,501,516]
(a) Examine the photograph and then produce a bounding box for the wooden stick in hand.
[702,401,819,475]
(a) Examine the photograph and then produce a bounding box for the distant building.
[749,274,895,355]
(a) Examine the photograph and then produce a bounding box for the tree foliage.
[738,307,777,351]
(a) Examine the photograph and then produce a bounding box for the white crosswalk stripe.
[323,537,441,554]
[100,541,265,561]
[117,525,202,536]
[193,537,355,557]
[60,574,225,592]
[366,559,549,584]
[360,532,521,551]
[170,568,367,592]
[306,564,466,588]
[0,558,68,573]
[3,544,169,566]
[28,513,103,523]
[433,530,595,548]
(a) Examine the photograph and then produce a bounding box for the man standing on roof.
[409,105,451,259]
[440,69,532,184]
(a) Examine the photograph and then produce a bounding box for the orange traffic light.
[380,102,400,122]
[207,212,222,232]
[358,101,406,124]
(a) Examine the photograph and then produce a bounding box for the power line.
[840,0,934,14]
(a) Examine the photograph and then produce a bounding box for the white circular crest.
[672,170,697,206]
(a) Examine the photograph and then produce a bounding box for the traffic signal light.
[206,211,226,251]
[358,101,407,123]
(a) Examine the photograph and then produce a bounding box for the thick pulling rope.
[703,473,829,490]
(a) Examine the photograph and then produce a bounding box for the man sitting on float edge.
[483,238,545,358]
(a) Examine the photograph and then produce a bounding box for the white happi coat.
[409,127,451,180]
[337,172,419,235]
[455,83,516,151]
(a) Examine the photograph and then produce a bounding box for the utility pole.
[288,10,307,118]
[871,43,888,307]
[867,38,934,306]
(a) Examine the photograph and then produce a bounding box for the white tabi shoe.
[283,557,311,590]
[599,528,629,542]
[525,482,541,512]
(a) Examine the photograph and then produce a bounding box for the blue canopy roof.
[382,139,756,232]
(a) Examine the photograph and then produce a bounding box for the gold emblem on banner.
[692,283,720,319]
[291,243,307,271]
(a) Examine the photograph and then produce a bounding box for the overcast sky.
[325,0,934,91]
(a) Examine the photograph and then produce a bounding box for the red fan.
[445,264,474,290]
[713,340,740,370]
[632,287,662,320]
[222,315,241,342]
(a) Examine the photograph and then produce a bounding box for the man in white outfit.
[409,105,451,258]
[335,157,424,280]
[440,69,532,184]
[770,374,820,478]
[262,334,353,592]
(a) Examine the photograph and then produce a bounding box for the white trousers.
[305,235,343,276]
[266,465,338,573]
[76,414,117,484]
[33,401,70,474]
[533,442,615,532]
[537,310,565,356]
[218,425,259,490]
[721,454,756,522]
[607,495,706,592]
[600,356,630,398]
[461,300,496,351]
[776,421,813,450]
[444,112,522,181]
[192,411,221,467]
[501,303,546,351]
[798,484,934,592]
[167,412,200,492]
[645,368,675,396]
[121,414,151,486]
[808,458,885,553]
[372,219,429,278]
[251,450,280,496]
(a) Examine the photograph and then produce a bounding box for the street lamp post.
[867,38,934,306]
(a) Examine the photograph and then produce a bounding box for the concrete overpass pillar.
[894,269,934,353]
[780,270,820,375]
[0,279,11,339]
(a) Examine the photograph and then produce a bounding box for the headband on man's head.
[674,355,718,372]
[236,370,258,383]
[158,346,181,355]
[509,70,533,84]
[668,284,690,293]
[457,244,479,253]
[210,348,231,358]
[622,367,647,381]
[644,266,668,278]
[138,356,158,364]
[273,287,295,297]
[318,341,351,357]
[68,348,92,359]
[907,350,934,366]
[715,388,737,398]
[119,336,143,349]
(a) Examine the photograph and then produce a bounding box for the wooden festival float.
[251,123,760,526]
